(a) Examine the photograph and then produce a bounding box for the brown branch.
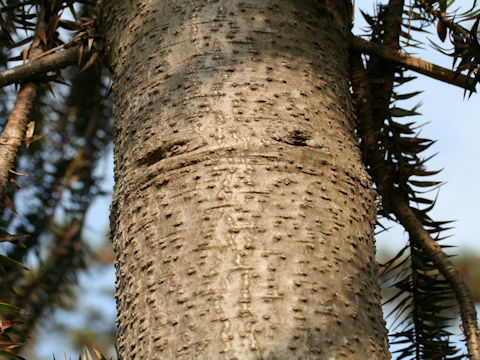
[350,52,480,360]
[416,0,470,39]
[15,218,83,313]
[350,35,476,92]
[0,45,83,88]
[415,0,480,65]
[383,0,405,50]
[0,7,50,202]
[0,82,38,198]
[390,192,480,360]
[373,0,405,125]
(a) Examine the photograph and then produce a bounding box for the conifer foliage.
[351,1,480,358]
[0,1,111,357]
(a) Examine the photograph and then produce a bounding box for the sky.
[30,0,480,358]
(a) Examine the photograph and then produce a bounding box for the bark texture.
[0,83,38,198]
[0,46,81,88]
[101,0,390,358]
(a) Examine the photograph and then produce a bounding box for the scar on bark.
[273,129,311,146]
[138,139,189,166]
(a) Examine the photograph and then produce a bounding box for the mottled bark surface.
[101,0,389,358]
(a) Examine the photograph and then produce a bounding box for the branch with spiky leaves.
[14,218,89,333]
[370,0,405,124]
[0,43,93,88]
[0,7,48,356]
[1,62,113,346]
[0,3,103,355]
[414,0,471,39]
[0,11,99,200]
[412,0,480,92]
[352,1,480,358]
[350,51,480,360]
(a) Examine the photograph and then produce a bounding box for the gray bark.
[100,0,390,358]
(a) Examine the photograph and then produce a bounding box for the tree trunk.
[100,0,390,358]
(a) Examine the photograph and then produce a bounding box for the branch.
[350,53,480,360]
[415,0,471,39]
[390,189,480,360]
[0,82,38,198]
[15,218,83,314]
[383,0,405,50]
[373,0,405,125]
[0,45,83,88]
[350,35,476,92]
